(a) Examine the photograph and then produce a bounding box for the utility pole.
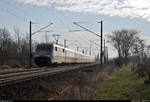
[98,21,103,64]
[45,31,48,43]
[52,34,60,45]
[73,21,103,64]
[77,47,79,51]
[104,39,106,63]
[101,21,103,64]
[38,31,53,43]
[29,21,32,69]
[89,40,92,56]
[64,39,67,48]
[45,31,53,43]
[106,47,109,61]
[29,22,53,69]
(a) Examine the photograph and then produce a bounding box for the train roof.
[53,43,95,58]
[37,43,95,58]
[37,43,52,46]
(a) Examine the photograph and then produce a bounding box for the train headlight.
[47,55,50,57]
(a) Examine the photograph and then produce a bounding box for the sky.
[1,0,150,58]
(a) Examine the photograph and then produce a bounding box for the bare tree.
[0,27,12,60]
[131,36,145,64]
[14,26,21,54]
[107,29,138,64]
[132,37,150,83]
[128,36,150,83]
[0,27,37,67]
[107,30,122,58]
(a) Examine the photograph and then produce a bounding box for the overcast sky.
[1,0,150,58]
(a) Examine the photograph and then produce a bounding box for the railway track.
[0,63,98,86]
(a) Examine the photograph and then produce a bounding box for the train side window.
[63,49,65,53]
[55,47,57,51]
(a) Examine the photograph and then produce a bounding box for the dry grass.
[0,62,117,100]
[45,63,118,100]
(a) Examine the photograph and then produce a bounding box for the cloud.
[15,0,150,58]
[16,0,150,22]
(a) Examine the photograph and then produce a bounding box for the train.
[34,43,95,66]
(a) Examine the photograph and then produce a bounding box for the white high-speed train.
[34,43,95,66]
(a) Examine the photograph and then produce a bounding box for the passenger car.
[34,43,95,66]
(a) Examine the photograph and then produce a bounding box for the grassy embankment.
[96,64,150,100]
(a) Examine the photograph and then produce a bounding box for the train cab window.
[55,47,57,51]
[36,44,51,52]
[63,49,65,53]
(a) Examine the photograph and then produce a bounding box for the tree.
[14,26,21,54]
[132,39,150,83]
[131,36,145,64]
[0,27,12,60]
[107,29,138,64]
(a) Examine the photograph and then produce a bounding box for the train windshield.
[36,44,51,51]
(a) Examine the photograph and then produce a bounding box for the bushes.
[114,57,129,68]
[114,58,123,67]
[130,63,150,84]
[135,64,146,77]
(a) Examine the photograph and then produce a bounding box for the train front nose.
[35,51,51,66]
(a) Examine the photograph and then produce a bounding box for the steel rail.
[0,63,87,75]
[0,63,97,86]
[0,67,48,75]
[0,68,51,79]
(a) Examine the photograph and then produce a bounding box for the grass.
[96,64,150,100]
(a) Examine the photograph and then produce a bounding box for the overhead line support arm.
[73,22,101,37]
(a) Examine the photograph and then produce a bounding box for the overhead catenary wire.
[2,0,29,16]
[0,6,29,23]
[32,23,53,35]
[43,5,93,46]
[43,6,70,30]
[1,0,43,24]
[41,6,70,44]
